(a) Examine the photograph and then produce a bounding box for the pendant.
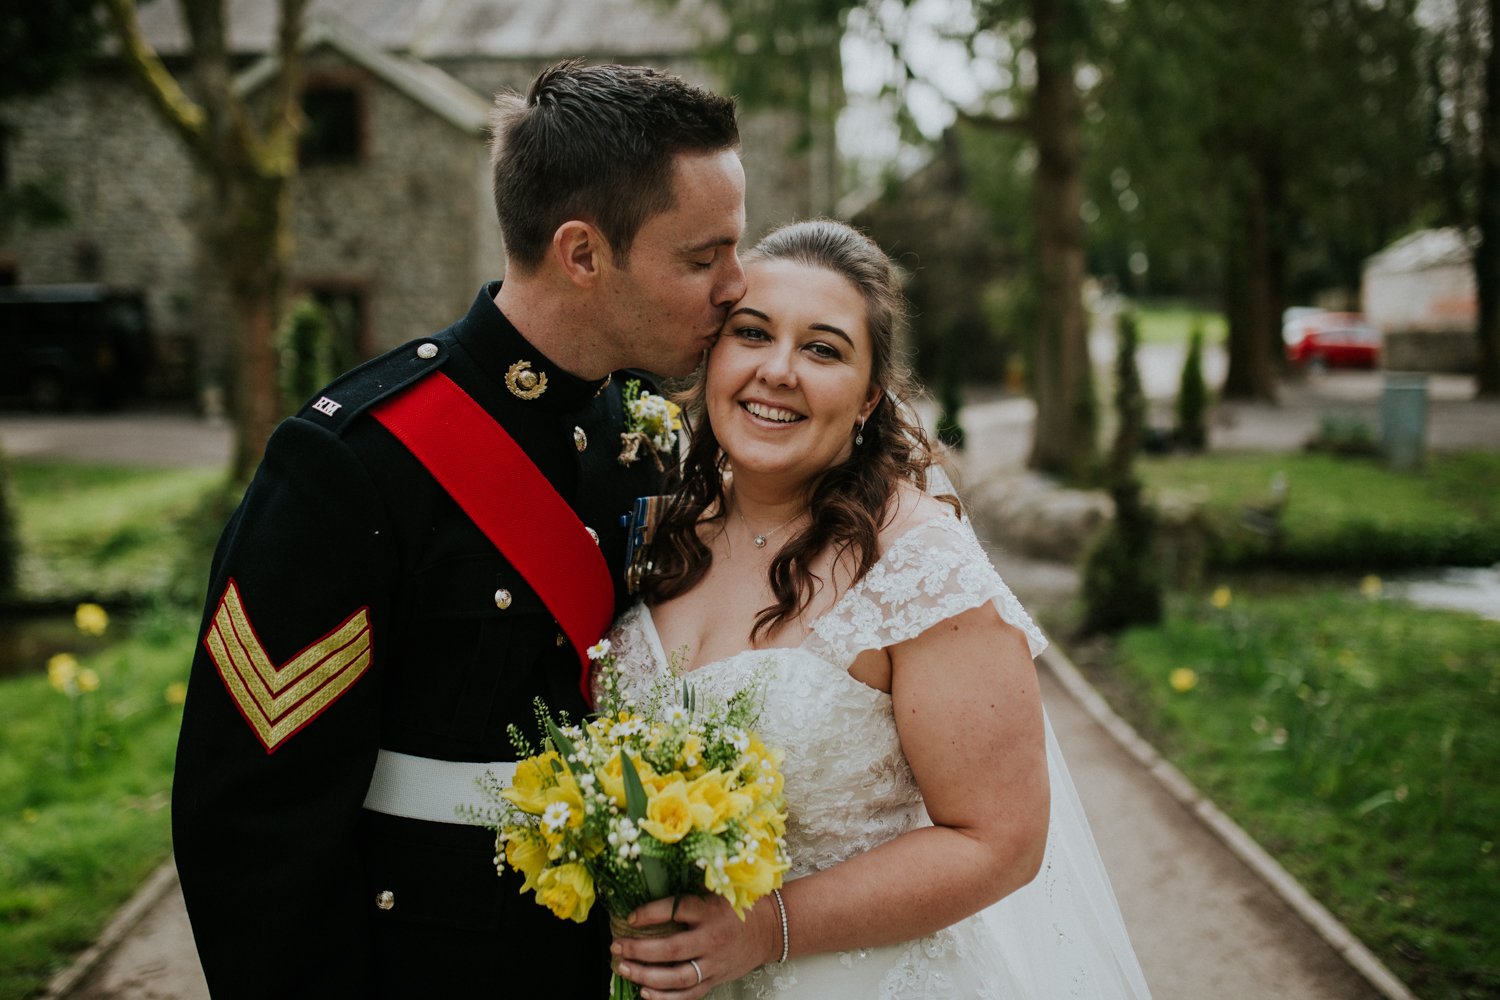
[753,535,767,548]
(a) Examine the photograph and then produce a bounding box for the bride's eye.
[807,341,842,360]
[735,326,771,342]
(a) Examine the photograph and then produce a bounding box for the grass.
[1132,302,1228,345]
[1084,586,1499,999]
[1138,450,1500,570]
[0,607,195,1000]
[8,463,222,605]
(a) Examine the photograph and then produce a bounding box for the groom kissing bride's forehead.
[171,62,747,999]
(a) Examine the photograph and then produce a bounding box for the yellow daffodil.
[687,771,752,833]
[164,682,188,705]
[502,830,550,893]
[75,603,109,635]
[1169,668,1198,693]
[535,863,595,923]
[544,772,586,829]
[639,778,702,844]
[47,653,78,693]
[77,668,100,693]
[501,752,563,815]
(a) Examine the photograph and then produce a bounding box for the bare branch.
[259,0,309,176]
[956,109,1033,134]
[103,0,206,146]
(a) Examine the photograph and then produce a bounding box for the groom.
[172,61,745,998]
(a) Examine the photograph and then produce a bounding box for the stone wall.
[0,69,202,397]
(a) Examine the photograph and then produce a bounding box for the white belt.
[362,749,516,826]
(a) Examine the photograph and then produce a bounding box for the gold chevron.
[204,579,372,753]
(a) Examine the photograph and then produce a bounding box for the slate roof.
[135,0,714,59]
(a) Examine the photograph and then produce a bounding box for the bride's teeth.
[745,402,801,423]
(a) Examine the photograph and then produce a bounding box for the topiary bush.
[1081,311,1162,633]
[1174,323,1208,451]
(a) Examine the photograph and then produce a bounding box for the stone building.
[1361,227,1479,373]
[0,0,832,405]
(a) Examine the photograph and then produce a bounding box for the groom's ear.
[551,220,616,289]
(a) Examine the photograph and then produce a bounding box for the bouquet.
[471,640,789,1000]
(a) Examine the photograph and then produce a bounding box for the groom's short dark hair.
[490,61,740,271]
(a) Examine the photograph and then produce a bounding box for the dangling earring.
[855,418,865,446]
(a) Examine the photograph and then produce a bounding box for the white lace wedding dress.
[604,514,1153,999]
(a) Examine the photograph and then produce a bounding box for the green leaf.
[545,717,586,777]
[620,749,649,822]
[641,855,671,900]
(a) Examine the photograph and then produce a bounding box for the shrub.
[1174,324,1209,451]
[278,296,335,415]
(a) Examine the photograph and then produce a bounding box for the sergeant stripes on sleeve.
[203,579,373,753]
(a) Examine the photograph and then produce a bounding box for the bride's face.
[706,259,881,484]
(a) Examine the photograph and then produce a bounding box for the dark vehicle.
[0,285,152,410]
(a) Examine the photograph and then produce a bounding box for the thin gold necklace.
[733,488,807,548]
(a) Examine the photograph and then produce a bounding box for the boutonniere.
[618,379,682,470]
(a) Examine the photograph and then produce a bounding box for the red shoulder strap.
[370,371,612,704]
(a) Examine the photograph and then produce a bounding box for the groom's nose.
[714,251,747,306]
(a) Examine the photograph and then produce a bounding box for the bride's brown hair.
[641,219,957,641]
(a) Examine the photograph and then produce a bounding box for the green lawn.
[0,608,194,1000]
[1133,302,1228,345]
[1138,451,1500,570]
[9,463,222,604]
[1090,587,1499,1000]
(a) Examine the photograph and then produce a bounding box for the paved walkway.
[0,412,231,468]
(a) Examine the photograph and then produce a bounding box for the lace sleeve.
[802,516,1047,671]
[593,603,662,704]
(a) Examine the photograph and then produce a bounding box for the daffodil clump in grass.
[1107,584,1499,999]
[0,604,195,1000]
[472,641,789,1000]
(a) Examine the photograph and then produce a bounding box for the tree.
[705,0,1099,480]
[1091,0,1431,400]
[1175,322,1208,451]
[103,0,307,482]
[1080,310,1160,634]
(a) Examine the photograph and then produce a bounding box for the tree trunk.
[106,0,305,482]
[1223,170,1278,400]
[1476,0,1500,396]
[1026,0,1096,481]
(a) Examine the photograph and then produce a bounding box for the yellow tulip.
[501,752,563,815]
[639,778,698,844]
[502,831,550,893]
[535,863,595,923]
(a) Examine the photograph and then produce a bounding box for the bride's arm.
[613,602,1049,999]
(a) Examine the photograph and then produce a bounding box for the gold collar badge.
[505,360,547,400]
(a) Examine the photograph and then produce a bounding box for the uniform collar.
[453,281,612,414]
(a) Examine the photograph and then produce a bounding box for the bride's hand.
[612,893,781,1000]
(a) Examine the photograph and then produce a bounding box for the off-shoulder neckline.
[639,514,964,677]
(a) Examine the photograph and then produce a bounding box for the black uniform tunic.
[172,283,666,998]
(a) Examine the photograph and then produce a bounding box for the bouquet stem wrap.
[608,915,688,977]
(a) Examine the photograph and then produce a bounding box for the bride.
[602,219,1151,1000]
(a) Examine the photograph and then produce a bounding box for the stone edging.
[42,857,179,998]
[1038,643,1419,1000]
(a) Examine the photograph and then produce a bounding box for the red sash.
[370,372,613,704]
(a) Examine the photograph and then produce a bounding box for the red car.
[1283,311,1381,369]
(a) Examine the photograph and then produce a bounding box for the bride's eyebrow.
[810,323,853,347]
[730,307,770,322]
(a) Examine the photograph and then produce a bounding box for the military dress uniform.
[172,282,666,998]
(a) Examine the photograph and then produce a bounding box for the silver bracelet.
[772,887,789,963]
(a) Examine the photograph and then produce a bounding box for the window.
[300,86,361,165]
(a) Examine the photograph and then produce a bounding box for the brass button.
[416,343,438,359]
[494,589,512,610]
[586,527,599,544]
[574,426,587,451]
[376,890,394,910]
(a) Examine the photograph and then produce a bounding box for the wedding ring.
[689,958,703,986]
